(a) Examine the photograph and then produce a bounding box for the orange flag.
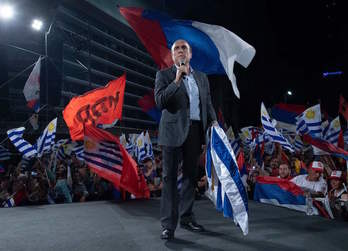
[63,74,126,141]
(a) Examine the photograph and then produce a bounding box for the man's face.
[279,164,290,179]
[330,179,340,190]
[307,168,320,181]
[171,40,192,66]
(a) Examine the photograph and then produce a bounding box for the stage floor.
[1,199,348,251]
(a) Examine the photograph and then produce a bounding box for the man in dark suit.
[155,39,217,240]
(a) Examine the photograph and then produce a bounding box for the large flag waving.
[254,176,318,215]
[36,118,57,157]
[23,57,41,112]
[84,126,149,198]
[119,7,255,98]
[7,127,37,158]
[296,104,322,138]
[63,74,126,141]
[205,125,248,235]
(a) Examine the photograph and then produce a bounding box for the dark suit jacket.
[154,65,217,147]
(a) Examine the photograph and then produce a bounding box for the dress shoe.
[180,221,205,232]
[161,229,174,240]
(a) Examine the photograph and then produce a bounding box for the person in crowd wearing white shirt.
[290,161,327,198]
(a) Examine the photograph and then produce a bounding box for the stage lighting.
[31,19,43,31]
[287,90,292,96]
[0,4,14,20]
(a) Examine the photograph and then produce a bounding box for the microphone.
[179,59,186,76]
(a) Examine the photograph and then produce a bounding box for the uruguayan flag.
[230,138,241,157]
[294,135,304,152]
[7,127,37,158]
[322,116,341,146]
[72,142,84,161]
[261,103,294,152]
[205,125,248,235]
[296,104,322,138]
[0,146,11,161]
[119,134,127,147]
[145,131,154,159]
[136,132,153,163]
[36,118,57,157]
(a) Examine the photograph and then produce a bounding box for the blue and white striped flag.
[296,104,322,138]
[136,132,153,163]
[7,127,37,158]
[261,103,294,152]
[205,125,248,235]
[36,118,57,157]
[230,138,241,157]
[0,145,11,161]
[322,116,341,146]
[72,142,84,161]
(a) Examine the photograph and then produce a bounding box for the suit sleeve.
[204,74,217,123]
[154,70,179,111]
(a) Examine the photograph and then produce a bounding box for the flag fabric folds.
[63,74,126,141]
[254,176,318,214]
[271,103,306,132]
[7,127,37,158]
[36,118,57,157]
[23,57,41,112]
[296,104,322,138]
[84,126,149,198]
[119,7,255,98]
[205,125,248,235]
[302,134,348,160]
[261,102,294,152]
[322,116,341,146]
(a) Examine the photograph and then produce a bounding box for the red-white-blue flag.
[119,7,255,98]
[23,57,41,112]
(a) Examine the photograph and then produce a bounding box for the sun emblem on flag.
[47,122,55,132]
[333,119,340,129]
[305,109,315,119]
[137,138,143,147]
[243,131,250,138]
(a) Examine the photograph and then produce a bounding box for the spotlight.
[31,19,43,31]
[0,4,14,20]
[287,90,292,96]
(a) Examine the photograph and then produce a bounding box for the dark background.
[0,0,347,137]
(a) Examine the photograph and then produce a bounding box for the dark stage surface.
[1,199,348,251]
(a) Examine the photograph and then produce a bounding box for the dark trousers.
[160,121,203,231]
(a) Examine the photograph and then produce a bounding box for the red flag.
[84,126,149,199]
[63,74,126,140]
[339,94,348,121]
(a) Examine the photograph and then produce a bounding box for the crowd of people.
[1,129,348,222]
[0,152,116,207]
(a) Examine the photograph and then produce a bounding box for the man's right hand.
[174,65,189,85]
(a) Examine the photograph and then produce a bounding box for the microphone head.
[179,59,186,66]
